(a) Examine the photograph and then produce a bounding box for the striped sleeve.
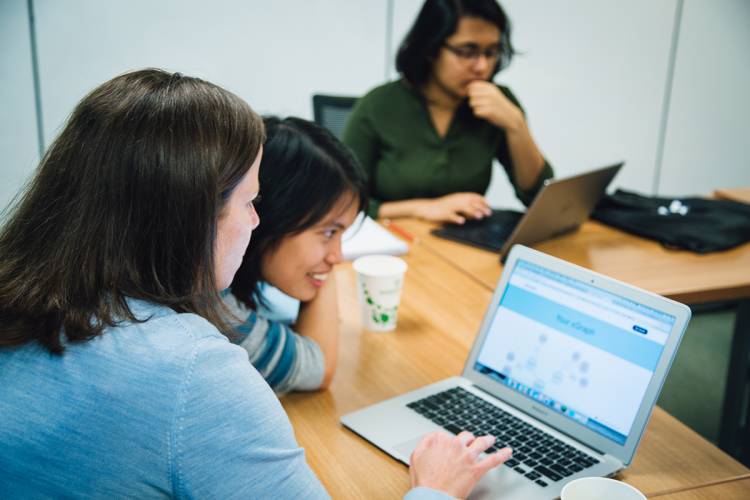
[222,294,325,394]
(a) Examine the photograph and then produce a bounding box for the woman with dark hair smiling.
[225,116,367,394]
[343,0,554,224]
[0,69,512,498]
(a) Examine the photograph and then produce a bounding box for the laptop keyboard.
[406,387,600,487]
[432,210,523,252]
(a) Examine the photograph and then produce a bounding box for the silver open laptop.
[432,162,623,262]
[342,245,690,499]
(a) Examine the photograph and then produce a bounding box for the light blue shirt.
[0,299,452,499]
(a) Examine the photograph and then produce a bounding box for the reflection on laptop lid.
[432,163,623,261]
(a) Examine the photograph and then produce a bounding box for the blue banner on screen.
[501,285,663,371]
[475,260,673,445]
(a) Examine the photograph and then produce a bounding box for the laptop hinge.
[472,384,607,456]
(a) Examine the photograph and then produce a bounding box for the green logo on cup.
[362,283,398,325]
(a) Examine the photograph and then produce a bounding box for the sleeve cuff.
[367,198,382,219]
[278,334,325,393]
[404,486,457,500]
[516,159,554,207]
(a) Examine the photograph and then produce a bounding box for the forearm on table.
[505,119,546,191]
[294,276,339,388]
[378,199,432,219]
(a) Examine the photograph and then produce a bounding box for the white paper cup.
[561,477,646,500]
[352,255,408,332]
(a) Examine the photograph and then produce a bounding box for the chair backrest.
[312,94,358,140]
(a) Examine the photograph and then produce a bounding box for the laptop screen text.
[474,259,674,445]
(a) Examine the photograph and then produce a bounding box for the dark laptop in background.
[432,163,623,261]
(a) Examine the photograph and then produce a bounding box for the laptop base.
[342,377,621,500]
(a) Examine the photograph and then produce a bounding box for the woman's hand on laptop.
[410,430,513,499]
[378,193,490,224]
[415,193,492,225]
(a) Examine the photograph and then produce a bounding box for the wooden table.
[390,219,750,305]
[281,239,750,499]
[392,218,750,462]
[652,477,750,499]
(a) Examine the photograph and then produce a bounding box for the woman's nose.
[326,242,343,265]
[473,54,491,73]
[250,204,260,230]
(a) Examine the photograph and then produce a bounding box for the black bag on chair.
[592,189,750,253]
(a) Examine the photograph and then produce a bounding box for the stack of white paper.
[341,214,409,261]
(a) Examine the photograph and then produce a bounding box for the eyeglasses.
[443,42,502,62]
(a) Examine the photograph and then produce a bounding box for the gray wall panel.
[1,0,39,215]
[34,0,388,146]
[658,0,750,197]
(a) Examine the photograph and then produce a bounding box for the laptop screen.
[474,259,675,445]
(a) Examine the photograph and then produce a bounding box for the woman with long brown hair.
[0,69,510,498]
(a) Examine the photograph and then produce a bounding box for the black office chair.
[312,94,358,140]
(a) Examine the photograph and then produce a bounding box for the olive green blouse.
[342,80,554,217]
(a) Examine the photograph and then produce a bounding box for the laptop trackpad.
[393,434,426,464]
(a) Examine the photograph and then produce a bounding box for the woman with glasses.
[343,0,553,224]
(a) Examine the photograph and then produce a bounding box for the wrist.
[412,199,434,220]
[499,110,525,134]
[380,199,429,220]
[395,199,432,219]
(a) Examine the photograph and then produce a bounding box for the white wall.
[658,0,750,197]
[0,0,39,215]
[491,0,678,207]
[34,0,387,145]
[2,0,749,213]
